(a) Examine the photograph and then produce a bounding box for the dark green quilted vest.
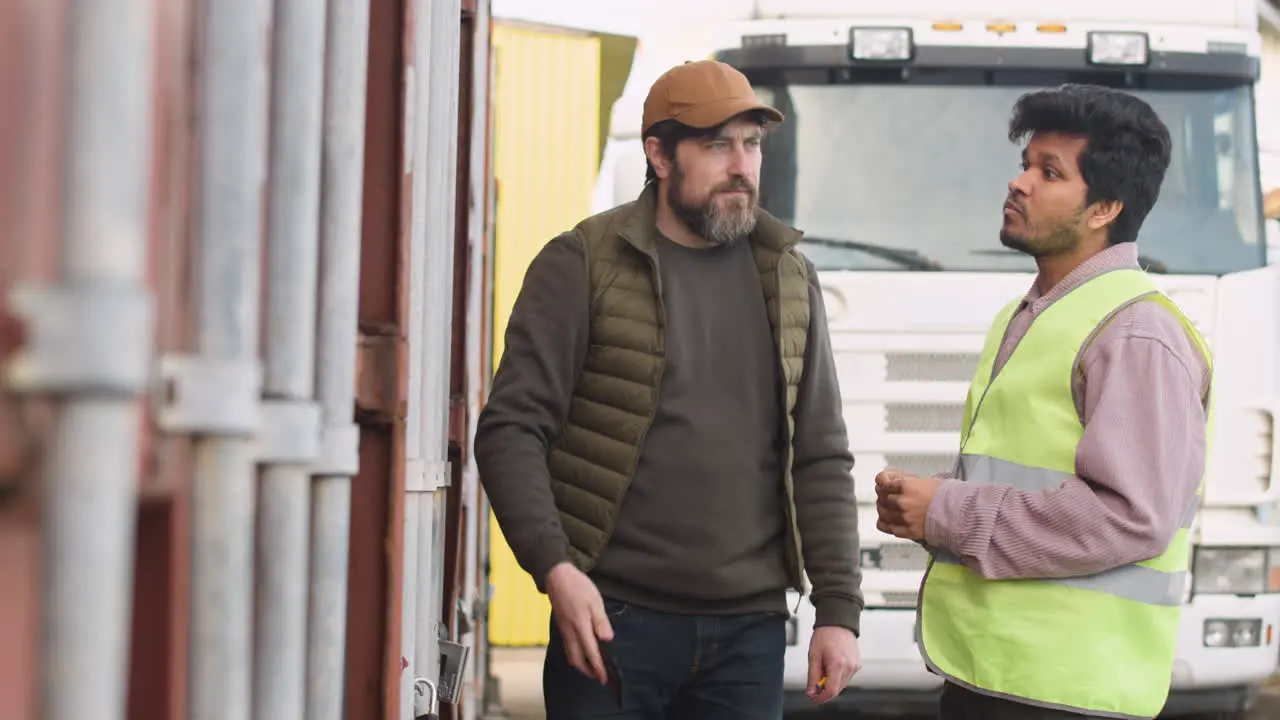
[546,184,813,593]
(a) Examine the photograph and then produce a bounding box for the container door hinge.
[405,459,451,492]
[5,282,155,395]
[155,355,366,477]
[256,399,322,464]
[312,423,361,477]
[155,355,261,436]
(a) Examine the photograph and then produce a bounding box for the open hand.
[545,562,615,684]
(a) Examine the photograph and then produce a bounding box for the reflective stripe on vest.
[932,454,1202,607]
[917,268,1213,720]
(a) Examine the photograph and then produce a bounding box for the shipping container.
[484,18,635,648]
[0,1,496,719]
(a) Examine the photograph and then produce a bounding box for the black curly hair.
[1008,83,1173,245]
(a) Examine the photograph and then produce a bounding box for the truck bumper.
[1168,594,1280,690]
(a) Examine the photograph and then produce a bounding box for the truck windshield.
[754,76,1266,275]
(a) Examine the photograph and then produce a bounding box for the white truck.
[595,0,1280,717]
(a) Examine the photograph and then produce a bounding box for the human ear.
[644,136,672,181]
[1088,199,1123,230]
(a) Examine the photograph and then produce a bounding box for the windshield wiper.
[801,236,944,271]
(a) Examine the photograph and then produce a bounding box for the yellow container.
[486,19,632,647]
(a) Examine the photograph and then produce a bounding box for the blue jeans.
[543,599,786,720]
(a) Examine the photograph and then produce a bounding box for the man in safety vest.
[874,83,1212,719]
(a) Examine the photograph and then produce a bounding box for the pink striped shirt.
[924,242,1211,579]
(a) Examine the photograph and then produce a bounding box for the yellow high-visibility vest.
[918,268,1212,719]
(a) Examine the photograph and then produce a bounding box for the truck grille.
[885,351,980,382]
[878,591,919,608]
[885,402,965,433]
[884,453,956,477]
[864,541,932,571]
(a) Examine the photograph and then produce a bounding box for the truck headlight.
[849,27,913,62]
[1087,31,1149,66]
[1203,618,1263,648]
[1193,548,1268,595]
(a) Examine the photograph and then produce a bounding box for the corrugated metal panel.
[487,20,602,647]
[0,2,490,718]
[0,3,59,717]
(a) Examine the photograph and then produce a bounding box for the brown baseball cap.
[641,60,784,136]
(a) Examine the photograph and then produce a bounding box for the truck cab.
[597,1,1280,717]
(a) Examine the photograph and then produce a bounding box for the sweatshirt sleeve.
[790,259,865,634]
[473,232,590,590]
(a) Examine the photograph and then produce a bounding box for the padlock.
[437,639,471,704]
[414,677,439,720]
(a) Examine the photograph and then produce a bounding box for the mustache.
[1004,195,1027,218]
[716,178,756,195]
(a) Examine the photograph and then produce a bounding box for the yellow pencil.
[814,676,827,692]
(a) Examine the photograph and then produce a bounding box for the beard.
[666,163,759,246]
[999,200,1085,258]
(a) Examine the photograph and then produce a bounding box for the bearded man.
[475,60,865,719]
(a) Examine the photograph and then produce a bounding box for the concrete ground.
[488,648,545,720]
[487,647,1280,719]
